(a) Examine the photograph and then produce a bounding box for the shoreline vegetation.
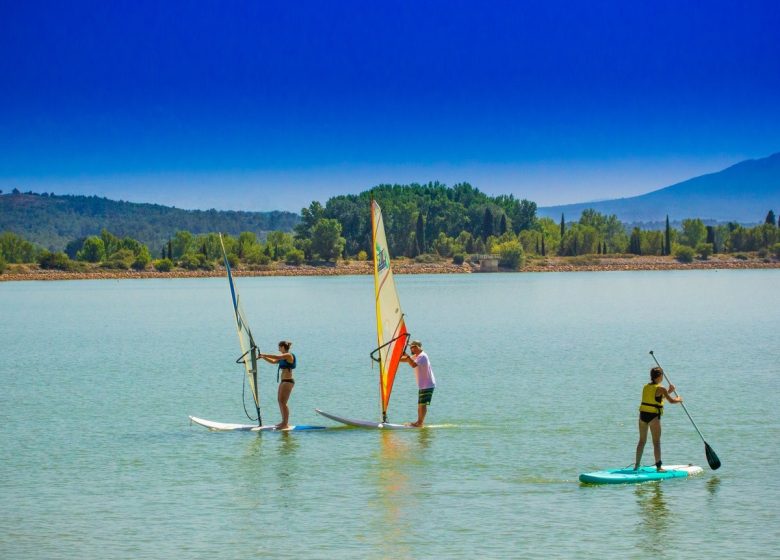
[2,185,779,281]
[2,254,778,282]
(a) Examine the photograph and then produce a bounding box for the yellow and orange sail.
[371,200,409,422]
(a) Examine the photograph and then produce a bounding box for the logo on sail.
[376,244,389,273]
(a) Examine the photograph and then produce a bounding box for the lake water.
[1,270,778,559]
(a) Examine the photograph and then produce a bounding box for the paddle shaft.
[649,352,707,444]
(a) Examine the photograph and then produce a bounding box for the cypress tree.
[664,215,671,256]
[535,237,540,255]
[167,240,172,260]
[630,227,642,255]
[416,212,425,254]
[483,208,494,240]
[499,214,508,235]
[541,235,546,256]
[560,213,565,239]
[766,210,776,226]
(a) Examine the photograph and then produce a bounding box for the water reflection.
[634,482,669,552]
[706,476,721,498]
[369,431,418,559]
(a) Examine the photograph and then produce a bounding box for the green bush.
[496,240,525,270]
[356,250,368,261]
[285,249,305,265]
[773,243,780,260]
[696,242,713,260]
[673,245,695,263]
[179,252,214,270]
[153,258,174,272]
[38,251,72,270]
[414,253,441,263]
[734,253,749,260]
[452,253,465,265]
[102,248,135,269]
[0,255,6,274]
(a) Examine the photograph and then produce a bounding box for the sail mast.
[219,234,262,426]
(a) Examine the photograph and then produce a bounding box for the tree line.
[2,184,779,274]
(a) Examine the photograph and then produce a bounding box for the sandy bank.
[1,255,778,282]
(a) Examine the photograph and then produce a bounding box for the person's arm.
[658,386,683,404]
[400,353,417,368]
[258,353,280,364]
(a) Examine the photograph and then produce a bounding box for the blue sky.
[1,0,778,212]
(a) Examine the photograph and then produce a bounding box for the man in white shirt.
[400,339,436,427]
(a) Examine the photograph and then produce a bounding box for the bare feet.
[274,423,289,430]
[406,421,423,428]
[656,467,667,473]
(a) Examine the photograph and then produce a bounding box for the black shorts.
[640,411,660,423]
[418,387,434,406]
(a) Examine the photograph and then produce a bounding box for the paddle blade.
[705,442,721,470]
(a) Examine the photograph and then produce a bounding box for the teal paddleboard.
[579,464,703,484]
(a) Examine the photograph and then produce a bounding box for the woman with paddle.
[635,366,683,472]
[258,340,296,430]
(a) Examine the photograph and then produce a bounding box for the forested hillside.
[0,191,299,252]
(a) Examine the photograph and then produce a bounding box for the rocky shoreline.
[2,254,778,282]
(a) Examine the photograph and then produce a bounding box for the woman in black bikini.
[635,366,683,471]
[258,340,296,429]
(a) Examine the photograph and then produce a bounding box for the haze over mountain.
[538,153,780,223]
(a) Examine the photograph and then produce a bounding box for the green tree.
[640,230,664,255]
[680,218,707,247]
[237,231,259,258]
[100,229,120,257]
[0,232,40,263]
[266,231,295,260]
[0,254,6,274]
[295,201,325,240]
[171,230,195,258]
[311,218,345,261]
[77,236,106,262]
[766,210,776,226]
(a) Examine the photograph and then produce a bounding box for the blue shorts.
[418,387,434,406]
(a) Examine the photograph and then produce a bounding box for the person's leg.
[276,382,293,428]
[649,417,663,470]
[635,419,649,469]
[412,404,427,427]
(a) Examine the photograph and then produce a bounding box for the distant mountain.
[0,192,299,252]
[539,152,780,224]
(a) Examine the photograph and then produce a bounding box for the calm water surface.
[1,271,778,559]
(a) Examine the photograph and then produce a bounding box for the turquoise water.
[1,271,778,559]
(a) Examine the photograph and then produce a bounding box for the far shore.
[2,254,778,282]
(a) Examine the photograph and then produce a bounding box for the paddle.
[649,350,721,470]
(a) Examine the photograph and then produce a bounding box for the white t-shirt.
[413,351,436,389]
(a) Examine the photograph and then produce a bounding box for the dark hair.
[650,366,664,381]
[278,340,292,351]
